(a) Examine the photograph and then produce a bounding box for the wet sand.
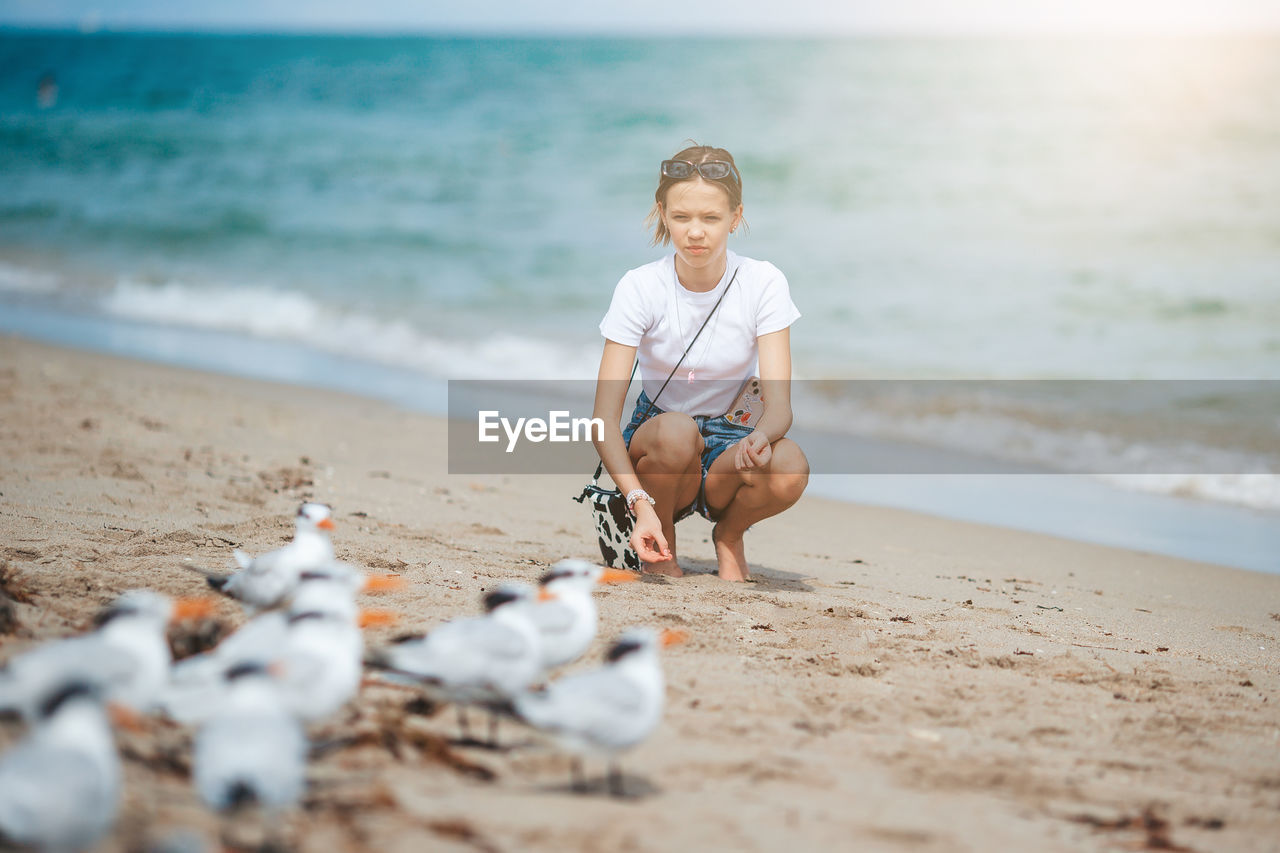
[1,334,1277,852]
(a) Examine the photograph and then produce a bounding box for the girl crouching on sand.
[593,144,809,581]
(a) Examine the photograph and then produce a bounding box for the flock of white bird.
[0,502,684,851]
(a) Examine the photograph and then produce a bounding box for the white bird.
[513,627,686,796]
[367,583,542,744]
[531,559,637,671]
[202,503,336,610]
[193,662,307,815]
[0,682,121,851]
[0,590,213,721]
[164,570,395,724]
[272,577,385,722]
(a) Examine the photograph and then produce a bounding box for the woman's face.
[661,178,742,280]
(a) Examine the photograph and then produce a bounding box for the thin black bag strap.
[584,266,740,486]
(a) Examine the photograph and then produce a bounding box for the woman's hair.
[646,143,745,246]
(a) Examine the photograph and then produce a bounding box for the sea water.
[1,32,1277,570]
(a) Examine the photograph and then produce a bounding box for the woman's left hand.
[735,429,772,471]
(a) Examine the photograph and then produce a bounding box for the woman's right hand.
[630,504,672,562]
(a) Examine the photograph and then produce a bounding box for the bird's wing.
[530,599,577,636]
[519,669,645,731]
[384,617,530,686]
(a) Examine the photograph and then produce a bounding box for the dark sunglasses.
[661,159,740,184]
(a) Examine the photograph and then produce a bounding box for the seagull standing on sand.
[193,662,308,815]
[202,503,336,610]
[273,574,392,722]
[513,627,685,796]
[366,583,542,743]
[531,559,638,671]
[0,682,122,851]
[0,590,213,721]
[164,569,397,724]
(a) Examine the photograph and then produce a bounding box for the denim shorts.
[621,389,754,522]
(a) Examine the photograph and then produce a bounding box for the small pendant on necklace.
[687,369,695,383]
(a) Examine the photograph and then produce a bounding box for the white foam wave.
[1096,474,1280,513]
[100,279,600,380]
[794,387,1280,512]
[0,261,61,294]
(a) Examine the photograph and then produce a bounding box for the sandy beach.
[1,333,1277,852]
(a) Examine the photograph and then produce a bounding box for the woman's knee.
[631,413,703,470]
[767,440,809,503]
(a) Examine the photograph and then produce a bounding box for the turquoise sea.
[1,32,1277,571]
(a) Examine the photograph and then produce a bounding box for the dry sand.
[1,334,1278,852]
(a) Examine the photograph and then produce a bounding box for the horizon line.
[3,23,1280,39]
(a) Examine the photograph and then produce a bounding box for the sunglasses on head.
[661,159,740,184]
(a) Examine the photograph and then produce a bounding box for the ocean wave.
[1096,474,1280,514]
[0,261,61,294]
[99,278,599,380]
[793,385,1280,512]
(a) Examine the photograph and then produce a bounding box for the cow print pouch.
[574,480,640,571]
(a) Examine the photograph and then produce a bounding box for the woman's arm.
[735,327,794,470]
[592,339,671,561]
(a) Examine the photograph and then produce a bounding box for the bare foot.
[642,557,683,578]
[712,525,750,582]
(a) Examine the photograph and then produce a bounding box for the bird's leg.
[456,707,471,742]
[570,756,587,793]
[608,760,625,797]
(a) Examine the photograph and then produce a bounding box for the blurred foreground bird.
[0,682,121,851]
[164,569,398,724]
[196,503,336,610]
[193,662,307,816]
[513,627,685,796]
[531,559,637,671]
[0,590,213,721]
[366,583,542,744]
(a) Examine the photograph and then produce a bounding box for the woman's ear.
[732,205,744,233]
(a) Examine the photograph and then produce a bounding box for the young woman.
[593,144,809,581]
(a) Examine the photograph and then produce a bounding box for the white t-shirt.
[599,251,800,416]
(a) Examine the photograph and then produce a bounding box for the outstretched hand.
[631,511,672,562]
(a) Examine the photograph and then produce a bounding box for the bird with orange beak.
[531,558,639,671]
[513,626,686,796]
[203,502,337,611]
[164,570,398,725]
[0,589,214,721]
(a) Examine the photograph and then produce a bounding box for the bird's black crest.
[482,588,522,612]
[389,632,427,645]
[298,570,335,582]
[92,604,136,628]
[605,637,644,663]
[537,569,575,587]
[39,681,98,719]
[206,574,230,591]
[225,661,268,682]
[287,610,327,625]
